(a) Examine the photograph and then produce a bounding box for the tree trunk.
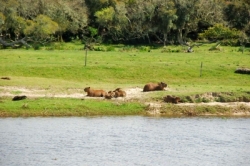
[177,29,183,44]
[177,29,188,46]
[163,33,168,46]
[146,34,151,44]
[0,37,31,49]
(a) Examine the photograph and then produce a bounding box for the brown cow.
[113,88,126,98]
[163,95,180,104]
[143,82,167,92]
[84,87,107,97]
[105,91,115,99]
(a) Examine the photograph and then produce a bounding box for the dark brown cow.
[1,77,11,80]
[163,95,180,104]
[113,88,126,97]
[143,82,167,92]
[12,95,27,101]
[84,87,107,97]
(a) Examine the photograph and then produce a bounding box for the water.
[0,116,250,166]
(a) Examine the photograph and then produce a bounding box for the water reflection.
[0,116,250,166]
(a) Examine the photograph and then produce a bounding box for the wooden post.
[241,45,244,54]
[200,62,203,77]
[84,43,89,67]
[85,47,87,67]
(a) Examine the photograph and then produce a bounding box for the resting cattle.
[163,95,180,104]
[105,91,115,99]
[12,95,27,101]
[143,82,167,92]
[113,88,126,98]
[84,87,107,97]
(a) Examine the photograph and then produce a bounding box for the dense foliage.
[0,0,249,46]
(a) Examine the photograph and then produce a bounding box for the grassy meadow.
[0,42,250,116]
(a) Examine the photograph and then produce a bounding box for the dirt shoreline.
[1,86,250,116]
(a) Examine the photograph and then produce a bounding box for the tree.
[0,14,58,48]
[155,0,178,46]
[224,0,250,38]
[28,15,58,40]
[95,1,132,42]
[95,7,115,26]
[119,0,156,43]
[190,0,224,38]
[224,1,250,30]
[31,0,89,42]
[0,12,6,34]
[0,5,32,48]
[16,0,41,19]
[0,0,250,47]
[173,0,208,45]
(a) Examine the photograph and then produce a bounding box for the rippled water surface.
[0,116,250,166]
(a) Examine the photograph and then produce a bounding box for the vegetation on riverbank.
[0,97,145,117]
[0,43,250,117]
[1,96,250,117]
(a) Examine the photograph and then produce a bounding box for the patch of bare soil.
[0,86,145,99]
[1,86,250,116]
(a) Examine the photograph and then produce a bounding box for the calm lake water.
[0,116,250,166]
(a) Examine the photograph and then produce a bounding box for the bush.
[161,47,181,53]
[195,97,210,103]
[106,46,115,51]
[93,46,105,51]
[184,96,194,103]
[120,45,135,52]
[139,46,150,52]
[220,39,238,46]
[33,44,41,50]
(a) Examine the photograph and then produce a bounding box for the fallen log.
[0,37,31,49]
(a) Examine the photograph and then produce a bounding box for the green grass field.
[0,43,250,116]
[1,44,249,93]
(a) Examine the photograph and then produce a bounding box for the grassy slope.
[0,45,249,92]
[0,43,250,116]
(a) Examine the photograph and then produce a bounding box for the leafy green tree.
[0,0,19,37]
[224,1,250,30]
[34,14,58,39]
[95,1,137,42]
[42,0,89,42]
[95,7,115,26]
[196,0,224,25]
[174,0,213,44]
[156,0,178,45]
[0,12,6,34]
[26,15,58,40]
[224,0,250,39]
[118,0,156,43]
[199,24,240,40]
[1,0,250,47]
[15,0,41,19]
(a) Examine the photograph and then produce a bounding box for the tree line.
[0,0,249,47]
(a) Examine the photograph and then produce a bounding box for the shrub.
[161,47,181,53]
[94,46,105,51]
[139,46,150,52]
[106,46,115,51]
